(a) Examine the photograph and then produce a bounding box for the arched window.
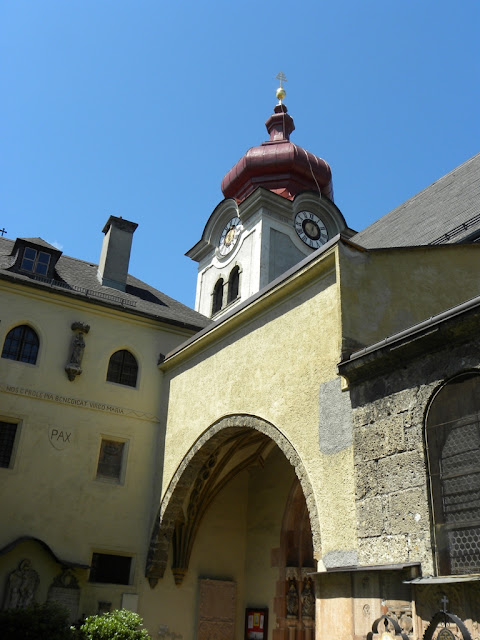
[107,350,138,387]
[1,325,39,364]
[227,266,240,304]
[426,372,480,575]
[212,278,224,315]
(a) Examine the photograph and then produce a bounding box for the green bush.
[0,601,78,640]
[81,609,151,640]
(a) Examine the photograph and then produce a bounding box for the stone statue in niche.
[301,577,315,619]
[65,322,90,381]
[286,578,299,618]
[3,559,39,609]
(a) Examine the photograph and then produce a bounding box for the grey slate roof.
[353,153,480,248]
[18,237,60,251]
[0,237,210,331]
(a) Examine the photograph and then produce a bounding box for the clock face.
[294,211,328,249]
[218,216,242,256]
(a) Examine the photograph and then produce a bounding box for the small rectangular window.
[0,421,18,468]
[89,553,132,584]
[20,248,51,275]
[21,247,37,272]
[96,439,126,481]
[36,252,51,275]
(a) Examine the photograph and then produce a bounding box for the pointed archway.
[146,414,321,588]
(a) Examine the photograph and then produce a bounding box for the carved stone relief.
[3,559,39,609]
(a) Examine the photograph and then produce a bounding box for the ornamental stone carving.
[65,322,90,381]
[301,577,315,619]
[286,578,299,618]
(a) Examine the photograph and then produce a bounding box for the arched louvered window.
[107,350,138,387]
[212,279,224,315]
[227,266,240,304]
[426,372,480,575]
[1,325,39,364]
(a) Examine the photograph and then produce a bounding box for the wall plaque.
[47,569,80,623]
[196,578,236,640]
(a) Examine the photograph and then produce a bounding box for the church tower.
[187,79,354,319]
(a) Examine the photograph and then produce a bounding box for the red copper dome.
[221,103,333,203]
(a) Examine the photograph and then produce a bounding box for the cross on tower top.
[275,72,287,103]
[276,71,287,88]
[0,228,6,237]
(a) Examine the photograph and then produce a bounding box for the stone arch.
[146,413,321,586]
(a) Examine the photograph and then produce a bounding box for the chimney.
[97,216,138,292]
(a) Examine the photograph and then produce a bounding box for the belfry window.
[212,278,224,315]
[106,350,138,387]
[425,372,480,575]
[2,325,39,364]
[227,266,240,304]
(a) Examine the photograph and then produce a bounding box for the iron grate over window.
[426,373,480,575]
[0,422,18,468]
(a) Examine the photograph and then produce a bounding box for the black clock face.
[294,211,328,249]
[218,216,241,256]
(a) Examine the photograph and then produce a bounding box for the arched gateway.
[146,414,321,634]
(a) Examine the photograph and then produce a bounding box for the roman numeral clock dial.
[294,211,328,249]
[218,216,242,256]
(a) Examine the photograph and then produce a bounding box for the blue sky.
[1,1,478,307]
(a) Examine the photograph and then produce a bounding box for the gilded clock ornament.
[218,216,242,256]
[294,211,328,249]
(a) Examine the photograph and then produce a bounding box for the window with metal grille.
[106,350,138,387]
[96,439,125,481]
[0,422,18,468]
[21,247,51,275]
[2,325,39,364]
[426,372,480,575]
[89,553,132,584]
[212,278,224,315]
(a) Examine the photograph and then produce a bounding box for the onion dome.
[221,102,334,203]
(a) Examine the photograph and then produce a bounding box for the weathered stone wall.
[348,336,480,575]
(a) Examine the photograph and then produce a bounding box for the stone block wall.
[347,337,480,575]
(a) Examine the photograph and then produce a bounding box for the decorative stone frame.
[146,413,321,587]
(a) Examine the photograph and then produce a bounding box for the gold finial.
[275,71,287,103]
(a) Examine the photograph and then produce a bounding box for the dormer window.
[21,247,51,275]
[9,238,61,280]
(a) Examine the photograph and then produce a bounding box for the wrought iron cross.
[0,228,6,237]
[276,71,287,88]
[440,594,449,612]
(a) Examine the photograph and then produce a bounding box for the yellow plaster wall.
[244,448,296,611]
[140,447,295,639]
[0,281,196,612]
[160,253,357,561]
[141,471,249,638]
[339,242,480,350]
